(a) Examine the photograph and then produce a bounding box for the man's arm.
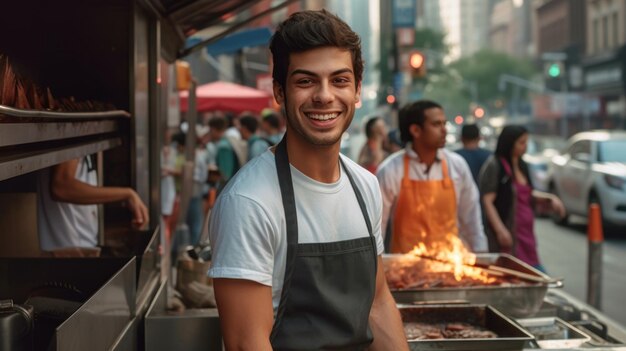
[368,255,408,350]
[50,159,148,229]
[213,278,274,350]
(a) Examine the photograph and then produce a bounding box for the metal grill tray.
[385,253,562,318]
[399,304,534,351]
[516,317,591,349]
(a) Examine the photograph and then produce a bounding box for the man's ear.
[355,82,362,103]
[273,80,284,105]
[409,123,421,140]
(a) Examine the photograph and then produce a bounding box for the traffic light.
[473,106,485,118]
[546,62,563,78]
[408,50,426,78]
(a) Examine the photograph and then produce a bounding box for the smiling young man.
[208,9,408,350]
[376,100,488,254]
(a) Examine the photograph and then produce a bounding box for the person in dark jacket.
[455,123,490,185]
[479,125,565,271]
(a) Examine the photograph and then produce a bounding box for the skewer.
[415,254,556,284]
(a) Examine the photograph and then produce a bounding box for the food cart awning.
[148,0,298,61]
[204,26,272,56]
[179,80,272,114]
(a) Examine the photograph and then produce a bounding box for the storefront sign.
[392,0,416,28]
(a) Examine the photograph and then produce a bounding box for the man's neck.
[286,137,341,183]
[412,143,438,166]
[462,140,480,149]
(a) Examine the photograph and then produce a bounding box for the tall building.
[417,0,492,61]
[490,0,534,58]
[583,0,626,125]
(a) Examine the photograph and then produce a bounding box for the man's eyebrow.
[290,68,354,77]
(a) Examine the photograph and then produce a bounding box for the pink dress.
[501,158,540,266]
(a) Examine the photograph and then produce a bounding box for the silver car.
[549,130,626,226]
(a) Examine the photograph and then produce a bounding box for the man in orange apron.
[377,100,487,254]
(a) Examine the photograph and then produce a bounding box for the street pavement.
[536,215,626,326]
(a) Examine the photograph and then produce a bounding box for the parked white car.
[523,135,566,192]
[548,130,626,226]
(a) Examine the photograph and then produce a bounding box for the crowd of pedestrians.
[161,109,285,251]
[162,99,567,271]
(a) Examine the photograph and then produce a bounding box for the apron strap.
[440,156,453,189]
[340,157,378,272]
[271,135,298,340]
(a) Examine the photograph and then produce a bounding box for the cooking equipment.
[1,257,135,351]
[0,299,33,351]
[399,304,534,351]
[385,253,562,317]
[516,317,590,349]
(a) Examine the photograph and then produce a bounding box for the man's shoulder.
[376,149,404,173]
[442,148,467,163]
[341,154,378,183]
[220,153,277,197]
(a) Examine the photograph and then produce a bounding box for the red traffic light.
[474,107,485,118]
[408,51,426,78]
[454,115,464,125]
[409,51,425,69]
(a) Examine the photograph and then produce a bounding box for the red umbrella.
[180,80,273,114]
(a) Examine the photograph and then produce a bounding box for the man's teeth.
[307,113,338,121]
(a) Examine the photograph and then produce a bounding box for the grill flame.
[407,234,496,284]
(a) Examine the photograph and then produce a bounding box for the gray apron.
[270,137,378,350]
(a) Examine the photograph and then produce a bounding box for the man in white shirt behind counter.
[376,99,487,254]
[37,155,148,255]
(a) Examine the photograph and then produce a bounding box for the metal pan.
[385,253,562,318]
[399,304,534,351]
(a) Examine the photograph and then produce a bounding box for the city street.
[537,215,626,326]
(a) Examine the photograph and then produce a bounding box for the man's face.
[413,107,447,150]
[273,47,361,148]
[373,119,388,140]
[210,129,224,142]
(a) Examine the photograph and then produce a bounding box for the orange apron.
[390,155,458,253]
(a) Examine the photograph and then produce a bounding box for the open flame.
[406,234,496,284]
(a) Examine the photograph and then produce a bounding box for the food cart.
[2,1,625,350]
[0,0,293,350]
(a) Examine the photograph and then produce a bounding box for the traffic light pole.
[559,74,569,139]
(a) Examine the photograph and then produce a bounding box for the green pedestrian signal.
[548,63,561,78]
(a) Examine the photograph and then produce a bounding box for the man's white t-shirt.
[37,156,98,251]
[208,150,384,311]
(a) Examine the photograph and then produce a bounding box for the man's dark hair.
[461,124,480,141]
[172,131,186,146]
[262,112,280,130]
[224,112,235,128]
[239,115,259,134]
[269,9,364,90]
[208,116,228,131]
[364,116,382,139]
[398,99,442,143]
[495,125,528,164]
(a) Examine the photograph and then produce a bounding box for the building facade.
[583,0,626,126]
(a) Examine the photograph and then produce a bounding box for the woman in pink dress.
[479,125,565,272]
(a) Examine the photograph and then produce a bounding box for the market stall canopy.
[179,80,273,114]
[147,0,298,61]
